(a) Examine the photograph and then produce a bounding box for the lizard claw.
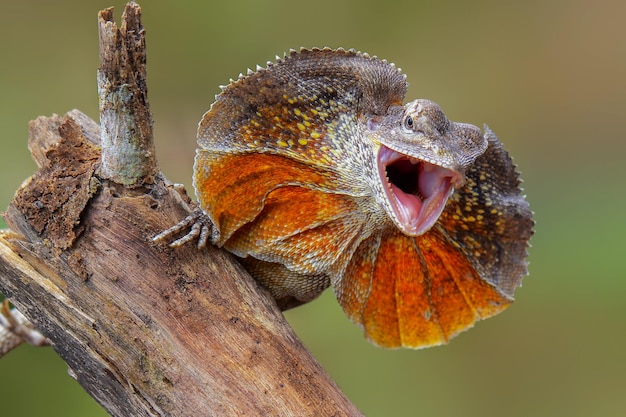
[152,207,212,249]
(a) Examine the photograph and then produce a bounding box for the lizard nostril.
[191,48,533,350]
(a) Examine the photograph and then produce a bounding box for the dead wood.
[0,2,362,416]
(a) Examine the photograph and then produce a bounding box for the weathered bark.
[98,3,157,185]
[0,2,362,416]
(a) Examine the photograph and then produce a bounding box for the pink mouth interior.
[378,146,460,236]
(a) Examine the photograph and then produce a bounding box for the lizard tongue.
[378,146,458,236]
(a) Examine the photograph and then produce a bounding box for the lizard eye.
[404,115,414,131]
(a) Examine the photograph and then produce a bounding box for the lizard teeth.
[377,145,460,236]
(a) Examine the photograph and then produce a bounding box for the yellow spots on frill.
[235,92,347,165]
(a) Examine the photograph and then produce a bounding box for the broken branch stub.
[97,2,158,186]
[0,2,362,416]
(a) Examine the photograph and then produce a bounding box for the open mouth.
[377,145,461,236]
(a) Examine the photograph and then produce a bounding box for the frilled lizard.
[158,48,533,349]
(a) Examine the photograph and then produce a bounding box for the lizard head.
[192,49,533,349]
[370,99,488,236]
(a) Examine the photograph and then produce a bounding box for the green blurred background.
[1,0,624,416]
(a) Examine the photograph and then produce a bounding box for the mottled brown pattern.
[194,48,533,348]
[13,116,101,250]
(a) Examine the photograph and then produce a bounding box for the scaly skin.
[193,48,533,349]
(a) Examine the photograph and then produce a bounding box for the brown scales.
[188,48,533,349]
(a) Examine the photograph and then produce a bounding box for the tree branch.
[98,3,157,185]
[0,2,362,416]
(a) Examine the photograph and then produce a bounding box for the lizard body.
[192,48,533,349]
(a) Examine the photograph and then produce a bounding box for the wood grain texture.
[98,3,158,186]
[0,109,361,416]
[0,2,361,415]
